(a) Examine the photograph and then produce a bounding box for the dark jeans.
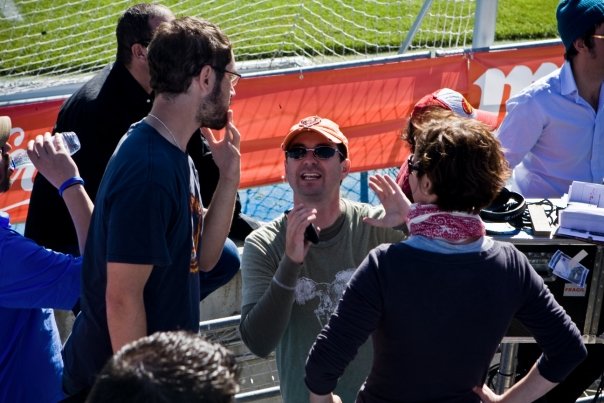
[199,237,240,301]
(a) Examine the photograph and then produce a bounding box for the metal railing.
[199,315,281,402]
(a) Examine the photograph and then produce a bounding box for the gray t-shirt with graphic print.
[240,198,405,403]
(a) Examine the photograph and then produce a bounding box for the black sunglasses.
[407,154,423,174]
[285,146,343,160]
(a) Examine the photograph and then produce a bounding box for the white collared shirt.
[497,61,604,198]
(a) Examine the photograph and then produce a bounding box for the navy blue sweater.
[305,241,587,402]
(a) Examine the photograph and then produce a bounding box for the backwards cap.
[412,88,499,130]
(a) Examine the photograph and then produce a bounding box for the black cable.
[487,364,499,389]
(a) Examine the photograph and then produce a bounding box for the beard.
[196,80,229,130]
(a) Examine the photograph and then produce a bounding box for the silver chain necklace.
[147,113,183,152]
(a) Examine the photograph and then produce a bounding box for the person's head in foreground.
[556,0,604,61]
[408,109,509,214]
[87,331,239,403]
[398,88,499,200]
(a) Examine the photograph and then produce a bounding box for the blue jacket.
[0,212,81,402]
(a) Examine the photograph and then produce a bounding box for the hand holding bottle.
[26,132,81,191]
[12,131,80,170]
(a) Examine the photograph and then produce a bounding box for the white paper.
[567,181,604,207]
[556,181,604,240]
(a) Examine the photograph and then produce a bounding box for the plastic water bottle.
[10,132,81,170]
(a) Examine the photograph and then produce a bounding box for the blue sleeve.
[496,92,546,168]
[0,227,81,310]
[305,249,382,395]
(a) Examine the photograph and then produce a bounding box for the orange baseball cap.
[281,115,349,156]
[412,88,499,130]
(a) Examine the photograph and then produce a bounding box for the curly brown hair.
[412,111,510,213]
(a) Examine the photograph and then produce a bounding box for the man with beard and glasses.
[61,17,241,401]
[25,4,248,315]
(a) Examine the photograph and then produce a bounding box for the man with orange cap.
[239,115,406,403]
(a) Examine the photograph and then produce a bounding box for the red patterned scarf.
[407,204,485,243]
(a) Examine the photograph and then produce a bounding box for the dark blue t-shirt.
[62,121,202,393]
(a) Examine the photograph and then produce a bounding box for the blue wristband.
[58,176,84,197]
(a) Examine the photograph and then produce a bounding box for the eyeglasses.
[407,154,423,174]
[285,146,343,160]
[213,67,241,87]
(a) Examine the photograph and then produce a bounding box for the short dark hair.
[412,112,510,214]
[87,331,239,403]
[115,3,173,66]
[565,21,604,61]
[148,17,232,95]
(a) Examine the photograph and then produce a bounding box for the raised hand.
[27,132,80,190]
[200,109,241,185]
[285,204,318,264]
[363,174,410,228]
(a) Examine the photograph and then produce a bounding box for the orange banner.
[0,99,65,222]
[0,42,565,223]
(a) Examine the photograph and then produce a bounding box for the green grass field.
[0,0,560,77]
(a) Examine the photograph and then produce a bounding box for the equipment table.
[493,230,604,392]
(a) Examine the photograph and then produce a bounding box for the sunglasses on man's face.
[285,146,343,160]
